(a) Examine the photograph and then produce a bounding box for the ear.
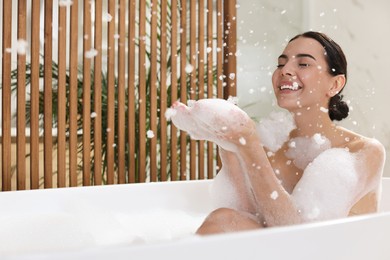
[327,74,346,97]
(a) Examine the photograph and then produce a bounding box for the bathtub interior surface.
[10,212,390,260]
[1,178,390,260]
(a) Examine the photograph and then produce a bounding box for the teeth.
[280,83,300,91]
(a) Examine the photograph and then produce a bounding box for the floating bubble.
[59,0,73,7]
[85,49,98,58]
[185,64,194,73]
[146,130,154,138]
[16,39,28,55]
[239,137,246,145]
[270,191,279,200]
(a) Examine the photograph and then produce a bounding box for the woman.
[169,31,386,235]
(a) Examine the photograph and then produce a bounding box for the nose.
[280,62,294,76]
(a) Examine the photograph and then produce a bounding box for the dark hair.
[289,31,349,121]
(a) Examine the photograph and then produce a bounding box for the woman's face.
[272,37,336,113]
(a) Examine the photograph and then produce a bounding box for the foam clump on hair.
[256,110,296,152]
[292,148,359,221]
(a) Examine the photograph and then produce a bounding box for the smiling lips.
[279,82,301,91]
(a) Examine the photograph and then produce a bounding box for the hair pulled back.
[289,31,349,121]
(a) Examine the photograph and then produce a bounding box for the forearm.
[217,148,258,213]
[236,138,303,226]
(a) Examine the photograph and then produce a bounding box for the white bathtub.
[1,178,390,260]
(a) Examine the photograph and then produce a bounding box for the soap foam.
[292,148,360,221]
[0,205,205,255]
[285,134,331,170]
[256,110,296,152]
[169,99,253,152]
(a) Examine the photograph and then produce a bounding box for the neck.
[289,107,337,138]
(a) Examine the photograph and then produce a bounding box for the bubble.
[320,107,328,113]
[58,0,73,7]
[85,48,98,58]
[103,13,113,22]
[239,137,246,145]
[146,130,154,138]
[16,39,28,55]
[270,191,279,200]
[185,64,194,74]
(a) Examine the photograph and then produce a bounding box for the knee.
[206,207,238,222]
[196,208,241,235]
[196,207,263,235]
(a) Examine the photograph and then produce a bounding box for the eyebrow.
[278,53,317,61]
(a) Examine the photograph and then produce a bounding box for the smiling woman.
[272,31,348,121]
[169,31,386,235]
[236,0,390,179]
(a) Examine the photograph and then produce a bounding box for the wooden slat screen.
[0,0,236,191]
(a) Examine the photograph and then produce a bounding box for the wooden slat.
[93,0,103,185]
[159,0,168,181]
[149,0,158,182]
[17,0,27,190]
[106,0,116,184]
[57,1,67,188]
[138,0,146,182]
[117,0,126,184]
[69,0,79,187]
[216,0,223,99]
[44,0,53,188]
[83,0,92,186]
[1,0,12,191]
[30,0,40,189]
[189,0,196,180]
[215,0,223,170]
[127,0,136,183]
[169,0,178,181]
[223,0,236,98]
[0,0,237,189]
[197,0,205,180]
[206,0,214,179]
[179,0,187,180]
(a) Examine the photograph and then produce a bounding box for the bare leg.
[196,208,264,235]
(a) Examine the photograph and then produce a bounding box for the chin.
[276,99,299,111]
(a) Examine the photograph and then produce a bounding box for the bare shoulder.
[347,137,386,214]
[347,136,385,160]
[337,126,385,157]
[346,135,385,189]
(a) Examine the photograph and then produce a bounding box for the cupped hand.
[167,99,257,151]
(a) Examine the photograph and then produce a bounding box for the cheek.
[271,70,279,87]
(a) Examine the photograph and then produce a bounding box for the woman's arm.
[235,135,303,226]
[169,99,385,226]
[212,148,258,214]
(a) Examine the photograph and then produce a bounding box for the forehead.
[281,37,326,60]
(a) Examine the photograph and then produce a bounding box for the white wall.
[237,0,390,176]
